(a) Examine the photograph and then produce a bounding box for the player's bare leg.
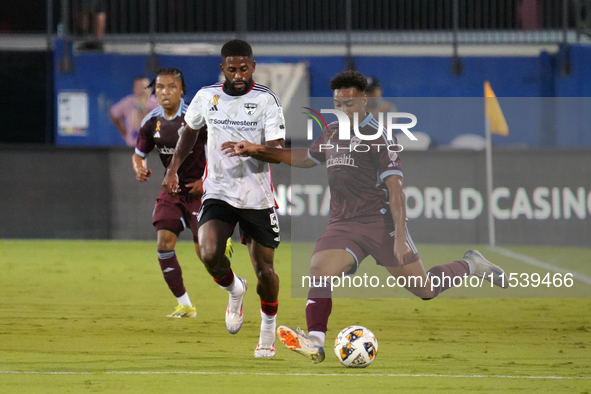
[193,242,202,260]
[278,249,355,363]
[248,240,279,358]
[386,260,438,299]
[198,220,234,277]
[199,220,247,333]
[310,249,357,278]
[156,229,196,318]
[386,250,507,300]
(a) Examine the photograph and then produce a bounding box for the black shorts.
[198,199,280,249]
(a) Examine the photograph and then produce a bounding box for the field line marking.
[1,371,590,380]
[490,246,591,285]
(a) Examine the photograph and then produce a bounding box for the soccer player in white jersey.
[162,40,285,358]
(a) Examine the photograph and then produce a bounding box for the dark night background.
[0,1,59,144]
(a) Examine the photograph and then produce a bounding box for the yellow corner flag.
[484,81,509,136]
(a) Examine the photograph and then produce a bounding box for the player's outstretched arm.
[132,153,153,182]
[162,124,200,194]
[221,140,317,168]
[385,175,413,266]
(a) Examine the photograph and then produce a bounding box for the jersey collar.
[160,102,184,120]
[359,112,374,128]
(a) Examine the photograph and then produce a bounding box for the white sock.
[176,292,192,307]
[309,330,326,345]
[259,310,276,346]
[221,275,244,298]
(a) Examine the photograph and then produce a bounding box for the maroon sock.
[261,300,278,316]
[157,250,186,298]
[213,270,234,288]
[306,280,332,333]
[427,260,470,297]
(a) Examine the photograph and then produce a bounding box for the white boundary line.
[0,371,589,379]
[490,247,591,285]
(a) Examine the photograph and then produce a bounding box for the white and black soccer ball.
[334,325,378,368]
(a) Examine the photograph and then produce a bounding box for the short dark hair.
[365,76,381,93]
[329,70,368,92]
[148,67,187,96]
[221,40,253,58]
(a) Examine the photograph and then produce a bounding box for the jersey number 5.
[269,212,280,233]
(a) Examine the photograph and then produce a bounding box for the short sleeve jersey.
[184,82,286,209]
[135,102,207,194]
[308,112,403,222]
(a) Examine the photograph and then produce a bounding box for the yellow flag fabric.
[484,81,509,136]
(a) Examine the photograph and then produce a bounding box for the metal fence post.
[46,0,55,144]
[58,0,75,73]
[561,0,572,75]
[236,0,248,39]
[451,0,463,75]
[145,0,160,75]
[345,0,355,70]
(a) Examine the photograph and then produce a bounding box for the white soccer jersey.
[185,82,286,209]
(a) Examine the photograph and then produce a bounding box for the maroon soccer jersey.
[308,112,403,222]
[136,102,207,193]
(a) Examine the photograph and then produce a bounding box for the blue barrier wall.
[53,40,591,147]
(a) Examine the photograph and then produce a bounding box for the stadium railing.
[2,0,590,49]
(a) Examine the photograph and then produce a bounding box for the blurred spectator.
[109,76,159,147]
[365,76,397,119]
[75,0,107,50]
[518,0,540,30]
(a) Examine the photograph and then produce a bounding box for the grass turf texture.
[0,240,589,393]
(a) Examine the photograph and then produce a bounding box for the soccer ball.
[334,325,378,368]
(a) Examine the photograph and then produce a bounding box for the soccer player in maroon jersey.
[133,67,209,318]
[223,70,508,363]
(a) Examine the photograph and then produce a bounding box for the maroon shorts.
[312,215,420,274]
[152,189,202,243]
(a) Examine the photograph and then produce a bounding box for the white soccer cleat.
[277,326,325,364]
[254,342,276,358]
[463,250,508,289]
[226,277,247,334]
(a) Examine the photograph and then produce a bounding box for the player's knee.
[418,287,439,300]
[308,266,334,279]
[255,266,276,282]
[156,229,177,251]
[199,241,221,263]
[308,262,326,278]
[199,251,217,268]
[156,237,175,251]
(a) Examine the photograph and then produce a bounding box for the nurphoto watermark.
[304,108,420,152]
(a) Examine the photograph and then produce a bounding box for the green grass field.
[0,240,590,393]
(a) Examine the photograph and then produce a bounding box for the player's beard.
[225,78,253,95]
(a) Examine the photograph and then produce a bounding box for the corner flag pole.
[484,81,509,248]
[485,116,495,248]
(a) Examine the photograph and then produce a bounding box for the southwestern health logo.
[303,107,418,151]
[326,154,356,168]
